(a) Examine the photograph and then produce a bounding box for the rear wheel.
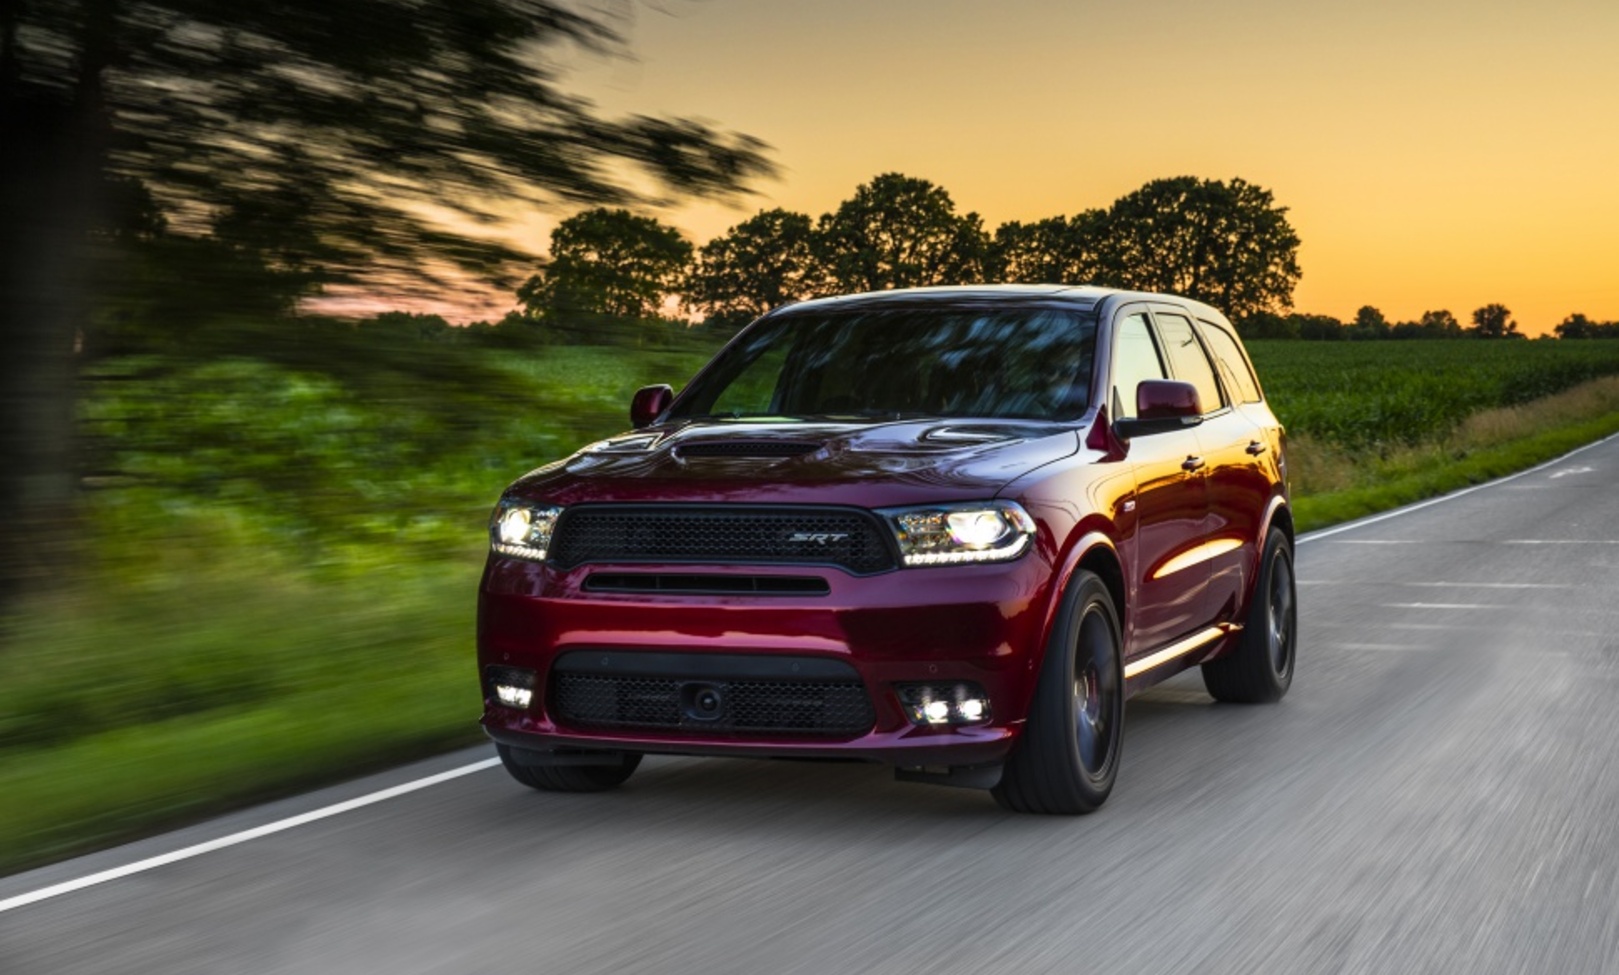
[1202,528,1296,703]
[993,570,1123,815]
[497,745,642,792]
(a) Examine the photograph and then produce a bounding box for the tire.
[992,569,1124,815]
[497,745,642,793]
[1202,527,1296,703]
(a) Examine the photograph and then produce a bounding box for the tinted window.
[1110,312,1167,419]
[1154,313,1223,414]
[672,306,1098,421]
[1197,321,1262,404]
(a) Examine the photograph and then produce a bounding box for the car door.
[1194,317,1281,623]
[1150,308,1260,628]
[1145,306,1243,632]
[1111,307,1210,657]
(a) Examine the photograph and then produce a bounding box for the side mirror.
[630,384,673,429]
[1112,380,1203,440]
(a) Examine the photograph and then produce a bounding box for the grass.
[1290,374,1619,530]
[3,337,1617,876]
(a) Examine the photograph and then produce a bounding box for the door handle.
[1245,441,1267,456]
[1182,456,1206,472]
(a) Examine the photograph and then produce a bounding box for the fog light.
[897,683,992,727]
[486,666,536,710]
[496,685,533,709]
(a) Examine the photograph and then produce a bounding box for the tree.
[991,211,1110,284]
[684,208,823,331]
[1096,176,1301,320]
[1470,303,1521,339]
[1552,313,1619,339]
[814,174,990,293]
[517,209,692,332]
[1,0,772,605]
[1348,305,1390,340]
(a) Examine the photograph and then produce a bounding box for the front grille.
[548,505,897,575]
[552,674,874,738]
[584,573,830,596]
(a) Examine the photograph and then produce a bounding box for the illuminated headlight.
[489,499,562,561]
[485,666,536,710]
[880,501,1036,567]
[897,683,993,726]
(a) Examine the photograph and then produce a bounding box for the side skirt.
[1122,623,1242,696]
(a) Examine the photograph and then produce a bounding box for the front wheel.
[993,570,1124,815]
[1202,527,1296,703]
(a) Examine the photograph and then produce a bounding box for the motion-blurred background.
[3,0,1618,874]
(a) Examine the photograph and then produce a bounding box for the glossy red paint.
[478,285,1290,784]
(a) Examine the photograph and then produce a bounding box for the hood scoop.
[675,441,823,459]
[921,425,1032,446]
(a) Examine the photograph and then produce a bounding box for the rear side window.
[1153,313,1224,414]
[1110,313,1167,419]
[1197,321,1262,404]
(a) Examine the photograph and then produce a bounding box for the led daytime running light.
[881,501,1036,567]
[489,500,562,561]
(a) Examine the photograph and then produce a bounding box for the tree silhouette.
[517,208,692,341]
[685,208,823,331]
[992,211,1110,284]
[1470,304,1521,339]
[1098,177,1301,319]
[813,174,989,293]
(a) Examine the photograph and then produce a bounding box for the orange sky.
[476,0,1619,335]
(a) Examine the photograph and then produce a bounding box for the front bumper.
[477,556,1055,767]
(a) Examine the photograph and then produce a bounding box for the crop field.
[1246,339,1619,449]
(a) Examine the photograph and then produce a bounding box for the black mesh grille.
[584,573,830,596]
[548,505,896,574]
[552,674,874,738]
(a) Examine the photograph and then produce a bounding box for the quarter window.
[1110,313,1167,419]
[1196,321,1262,404]
[1153,313,1223,414]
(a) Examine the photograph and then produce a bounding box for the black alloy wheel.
[993,570,1124,814]
[1202,527,1296,703]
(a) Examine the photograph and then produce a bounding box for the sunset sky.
[504,0,1618,334]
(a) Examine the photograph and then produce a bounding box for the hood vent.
[675,441,822,459]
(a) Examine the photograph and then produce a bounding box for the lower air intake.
[552,674,874,738]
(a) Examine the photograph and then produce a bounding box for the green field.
[4,335,1619,873]
[1246,339,1619,448]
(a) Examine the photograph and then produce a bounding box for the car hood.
[506,418,1083,508]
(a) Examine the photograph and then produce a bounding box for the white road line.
[1298,581,1576,590]
[1499,539,1619,545]
[1321,539,1424,545]
[1380,602,1504,611]
[1296,431,1619,545]
[0,757,501,915]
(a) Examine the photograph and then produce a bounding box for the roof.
[770,284,1229,323]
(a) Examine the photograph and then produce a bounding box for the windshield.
[671,305,1098,422]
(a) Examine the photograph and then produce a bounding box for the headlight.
[489,499,562,561]
[879,500,1036,567]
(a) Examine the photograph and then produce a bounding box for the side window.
[1153,313,1223,414]
[1110,312,1167,419]
[1196,321,1262,404]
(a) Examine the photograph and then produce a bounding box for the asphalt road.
[5,435,1619,974]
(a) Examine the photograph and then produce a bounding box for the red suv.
[478,285,1294,813]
